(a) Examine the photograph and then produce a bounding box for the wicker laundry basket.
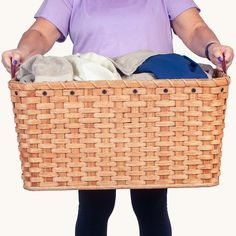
[8,72,230,190]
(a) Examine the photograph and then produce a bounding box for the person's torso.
[69,0,173,57]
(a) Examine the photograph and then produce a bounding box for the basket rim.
[8,75,230,90]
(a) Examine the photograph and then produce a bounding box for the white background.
[0,1,235,235]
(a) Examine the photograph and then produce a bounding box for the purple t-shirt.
[35,0,199,57]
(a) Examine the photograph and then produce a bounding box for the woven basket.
[8,73,230,190]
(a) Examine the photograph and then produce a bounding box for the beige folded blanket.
[17,55,74,83]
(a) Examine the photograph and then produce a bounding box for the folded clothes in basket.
[135,53,208,79]
[109,50,213,79]
[16,55,74,83]
[65,53,121,81]
[17,53,121,83]
[16,51,214,83]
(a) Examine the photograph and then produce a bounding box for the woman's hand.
[2,18,61,75]
[207,43,234,71]
[1,48,27,74]
[172,8,234,72]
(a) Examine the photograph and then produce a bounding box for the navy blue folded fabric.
[134,53,208,79]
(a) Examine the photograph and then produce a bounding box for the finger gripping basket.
[8,74,230,190]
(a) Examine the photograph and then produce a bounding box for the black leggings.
[75,189,171,236]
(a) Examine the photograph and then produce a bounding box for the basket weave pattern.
[9,77,229,190]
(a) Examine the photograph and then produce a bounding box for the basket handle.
[222,52,227,74]
[11,58,17,79]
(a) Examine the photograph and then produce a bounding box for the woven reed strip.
[8,76,230,190]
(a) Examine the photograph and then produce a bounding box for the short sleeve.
[165,0,200,21]
[34,0,72,42]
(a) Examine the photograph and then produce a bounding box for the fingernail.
[12,59,17,65]
[218,56,223,62]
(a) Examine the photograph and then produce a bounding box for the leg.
[130,188,172,236]
[75,189,116,236]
